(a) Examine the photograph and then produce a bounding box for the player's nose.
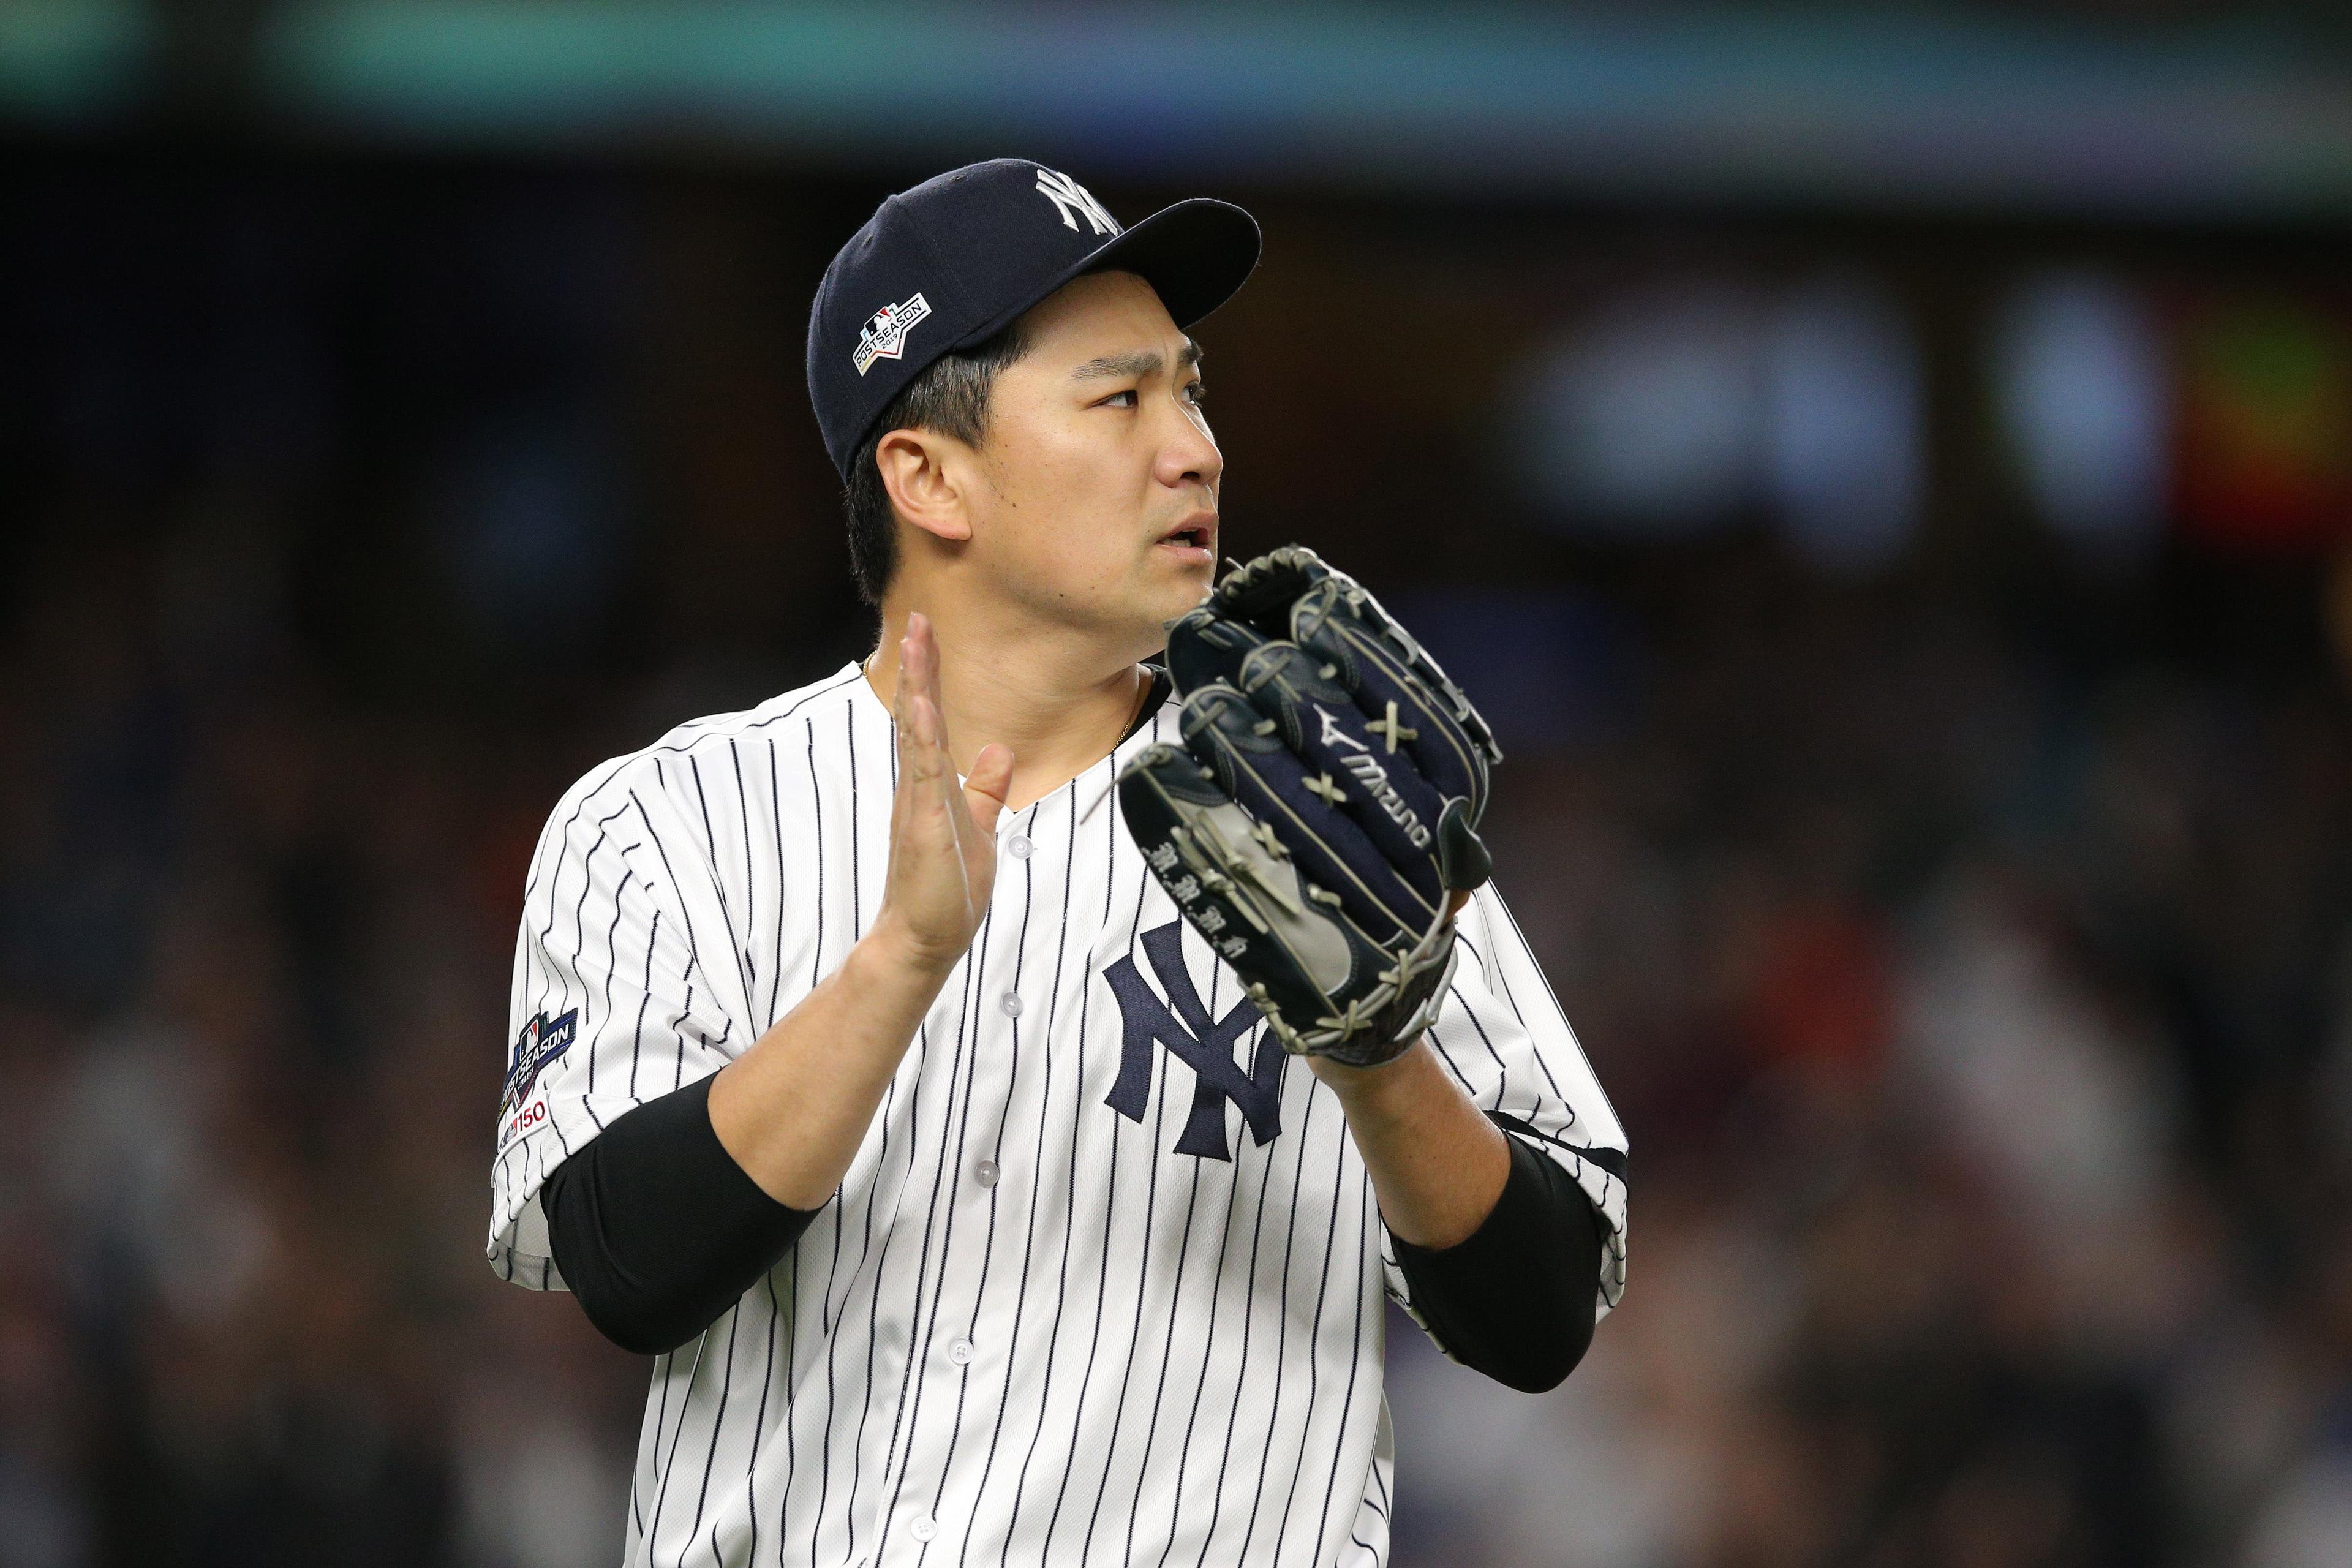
[1153,399,1223,494]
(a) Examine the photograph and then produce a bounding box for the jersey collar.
[838,659,1183,828]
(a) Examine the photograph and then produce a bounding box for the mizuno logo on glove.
[1315,705,1432,848]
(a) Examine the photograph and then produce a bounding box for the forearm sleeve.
[539,1075,820,1355]
[1389,1119,1610,1393]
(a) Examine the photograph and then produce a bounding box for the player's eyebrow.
[1070,339,1204,381]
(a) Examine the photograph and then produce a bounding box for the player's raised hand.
[878,612,1016,971]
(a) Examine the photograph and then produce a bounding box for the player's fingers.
[901,694,948,785]
[899,613,930,699]
[892,642,927,764]
[906,702,977,859]
[897,617,963,782]
[897,614,933,722]
[963,742,1014,835]
[890,722,959,891]
[911,612,957,752]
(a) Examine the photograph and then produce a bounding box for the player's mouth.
[1156,514,1216,565]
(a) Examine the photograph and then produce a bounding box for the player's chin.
[1129,562,1212,646]
[1144,549,1216,611]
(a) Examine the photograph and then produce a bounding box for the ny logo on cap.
[1035,167,1120,238]
[852,292,933,376]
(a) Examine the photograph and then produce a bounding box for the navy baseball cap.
[807,159,1261,480]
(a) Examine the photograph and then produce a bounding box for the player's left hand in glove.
[1115,546,1503,1068]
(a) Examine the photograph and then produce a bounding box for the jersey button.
[1007,833,1033,859]
[999,992,1022,1017]
[973,1159,1000,1188]
[908,1515,938,1542]
[947,1338,975,1366]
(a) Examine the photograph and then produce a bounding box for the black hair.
[840,322,1031,605]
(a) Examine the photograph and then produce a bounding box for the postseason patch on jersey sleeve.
[498,1010,576,1144]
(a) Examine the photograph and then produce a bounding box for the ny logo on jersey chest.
[1102,921,1283,1159]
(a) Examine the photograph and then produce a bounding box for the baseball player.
[488,159,1627,1567]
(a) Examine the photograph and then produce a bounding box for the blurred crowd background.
[9,2,2352,1565]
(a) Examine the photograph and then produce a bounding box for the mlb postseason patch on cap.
[852,292,933,376]
[805,159,1261,479]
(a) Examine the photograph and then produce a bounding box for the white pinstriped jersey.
[488,662,1628,1568]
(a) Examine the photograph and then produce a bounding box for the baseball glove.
[1115,547,1503,1068]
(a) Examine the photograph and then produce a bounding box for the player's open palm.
[880,612,1015,969]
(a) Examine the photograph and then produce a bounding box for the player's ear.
[875,428,973,545]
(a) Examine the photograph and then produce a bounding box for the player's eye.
[1183,379,1208,407]
[1100,387,1139,409]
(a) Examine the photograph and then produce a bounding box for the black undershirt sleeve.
[1387,1114,1618,1393]
[539,1076,818,1356]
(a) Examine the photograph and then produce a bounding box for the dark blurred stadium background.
[8,2,2352,1564]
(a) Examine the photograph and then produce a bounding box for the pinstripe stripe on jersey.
[902,797,1042,1560]
[984,787,1091,1568]
[1041,768,1157,1562]
[491,663,1626,1567]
